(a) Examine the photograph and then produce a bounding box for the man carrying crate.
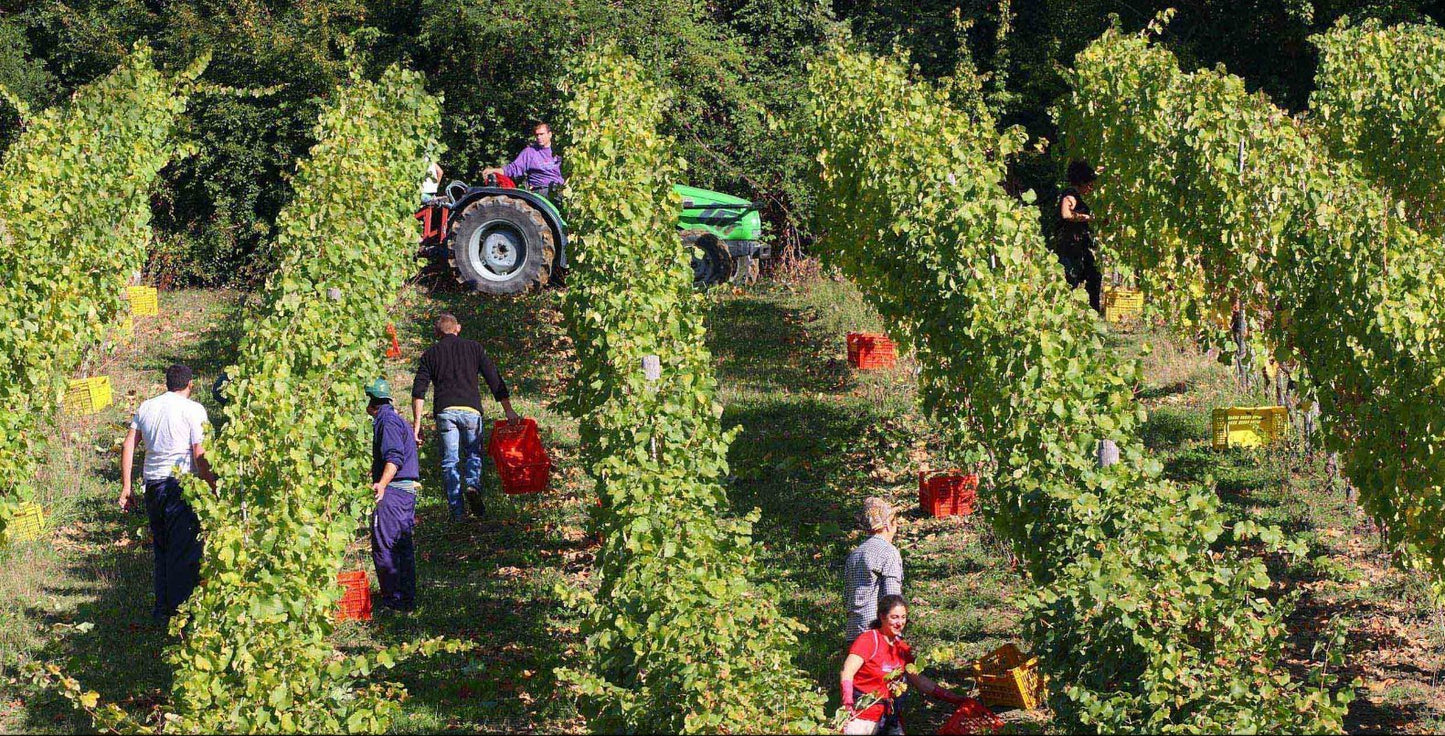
[366,378,421,612]
[410,313,521,521]
[119,364,215,624]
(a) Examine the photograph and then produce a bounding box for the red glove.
[934,687,968,705]
[840,678,855,711]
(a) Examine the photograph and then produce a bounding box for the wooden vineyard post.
[1231,305,1253,391]
[1097,439,1119,468]
[643,355,660,461]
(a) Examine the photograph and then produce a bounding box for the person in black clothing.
[410,313,520,521]
[1054,160,1104,313]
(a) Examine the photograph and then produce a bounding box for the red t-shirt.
[848,629,914,721]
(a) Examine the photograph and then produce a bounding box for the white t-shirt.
[422,161,442,197]
[130,391,209,482]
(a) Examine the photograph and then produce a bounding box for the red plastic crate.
[847,332,897,370]
[919,470,979,518]
[336,570,372,622]
[939,697,1004,735]
[487,418,552,495]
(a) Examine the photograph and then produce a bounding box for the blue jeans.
[436,408,485,519]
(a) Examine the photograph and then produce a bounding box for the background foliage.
[4,1,1440,284]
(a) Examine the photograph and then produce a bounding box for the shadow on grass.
[396,286,570,401]
[20,302,253,732]
[721,396,876,682]
[1138,380,1193,401]
[20,494,167,733]
[708,297,853,395]
[367,474,591,733]
[1140,406,1205,451]
[373,286,587,731]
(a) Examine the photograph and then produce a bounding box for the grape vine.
[555,48,825,733]
[803,44,1351,732]
[155,64,468,734]
[1058,22,1445,584]
[1311,19,1445,238]
[0,46,196,536]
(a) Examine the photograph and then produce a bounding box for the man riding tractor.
[415,124,769,294]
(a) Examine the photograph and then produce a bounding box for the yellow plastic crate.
[970,643,1047,711]
[64,376,113,416]
[1103,287,1144,324]
[4,502,46,545]
[126,286,159,317]
[1211,406,1289,449]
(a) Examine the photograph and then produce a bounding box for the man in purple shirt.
[366,377,421,611]
[484,120,565,198]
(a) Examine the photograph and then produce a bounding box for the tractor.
[415,174,768,294]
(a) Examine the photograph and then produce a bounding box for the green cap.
[364,377,392,401]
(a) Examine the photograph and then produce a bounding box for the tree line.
[0,0,1439,286]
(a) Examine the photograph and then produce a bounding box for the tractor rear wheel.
[450,196,555,295]
[684,231,733,287]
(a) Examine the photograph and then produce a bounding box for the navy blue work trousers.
[371,486,416,609]
[144,478,203,622]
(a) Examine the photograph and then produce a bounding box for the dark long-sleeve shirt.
[411,333,510,415]
[372,403,419,483]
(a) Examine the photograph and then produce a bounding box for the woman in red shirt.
[840,595,967,734]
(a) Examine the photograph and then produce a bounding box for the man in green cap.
[367,378,420,611]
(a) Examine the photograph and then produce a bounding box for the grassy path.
[2,279,1443,732]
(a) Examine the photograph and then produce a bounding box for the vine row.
[1058,21,1445,583]
[1311,19,1445,238]
[803,44,1351,732]
[555,48,824,733]
[0,46,195,535]
[42,65,465,733]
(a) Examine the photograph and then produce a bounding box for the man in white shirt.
[119,364,215,623]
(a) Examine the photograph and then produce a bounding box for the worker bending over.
[366,378,420,612]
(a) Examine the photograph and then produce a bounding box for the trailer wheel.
[683,231,733,287]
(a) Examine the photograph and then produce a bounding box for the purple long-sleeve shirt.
[503,144,565,190]
[372,403,419,483]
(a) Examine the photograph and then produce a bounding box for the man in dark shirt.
[411,313,519,521]
[367,378,421,611]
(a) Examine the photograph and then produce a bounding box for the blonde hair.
[435,313,460,334]
[859,497,895,533]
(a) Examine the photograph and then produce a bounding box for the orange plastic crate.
[970,643,1046,710]
[919,471,978,518]
[847,332,897,370]
[938,697,1004,735]
[488,418,551,494]
[336,570,372,622]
